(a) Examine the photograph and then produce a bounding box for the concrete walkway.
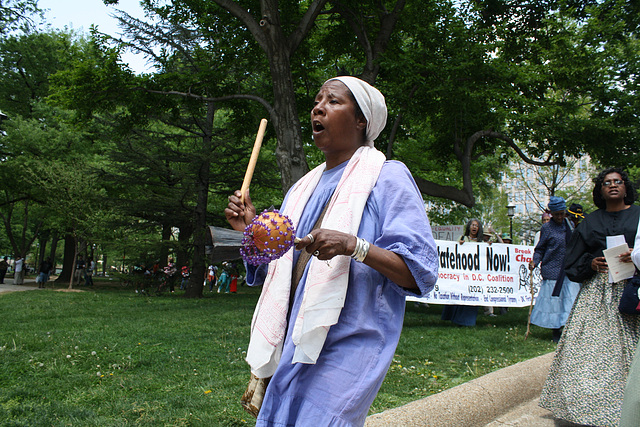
[0,277,39,293]
[365,352,564,427]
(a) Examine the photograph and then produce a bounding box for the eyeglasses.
[603,179,624,187]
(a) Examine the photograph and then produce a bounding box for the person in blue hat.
[540,168,640,426]
[529,196,580,343]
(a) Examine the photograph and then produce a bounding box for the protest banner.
[431,225,464,242]
[408,241,542,308]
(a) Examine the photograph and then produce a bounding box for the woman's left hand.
[619,248,634,263]
[296,228,418,290]
[295,229,355,260]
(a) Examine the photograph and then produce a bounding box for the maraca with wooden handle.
[240,118,268,204]
[236,119,298,265]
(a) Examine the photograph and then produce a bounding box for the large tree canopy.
[1,0,638,286]
[98,0,640,208]
[0,30,93,260]
[0,0,40,35]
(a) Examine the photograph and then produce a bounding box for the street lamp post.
[506,203,516,241]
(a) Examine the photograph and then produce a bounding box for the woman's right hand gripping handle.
[225,189,257,232]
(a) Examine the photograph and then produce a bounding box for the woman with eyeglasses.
[539,167,640,427]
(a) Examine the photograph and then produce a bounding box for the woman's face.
[600,172,626,204]
[311,81,366,165]
[550,211,565,225]
[469,221,479,236]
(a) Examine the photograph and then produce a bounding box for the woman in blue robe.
[529,196,580,343]
[225,77,438,426]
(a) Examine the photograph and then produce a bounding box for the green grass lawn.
[0,279,555,426]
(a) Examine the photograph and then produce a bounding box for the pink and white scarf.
[246,146,386,378]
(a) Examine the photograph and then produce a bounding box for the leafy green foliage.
[2,0,640,281]
[0,30,79,119]
[0,0,40,35]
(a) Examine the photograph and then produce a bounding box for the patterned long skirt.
[539,272,640,426]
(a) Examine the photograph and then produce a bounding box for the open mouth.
[313,121,325,132]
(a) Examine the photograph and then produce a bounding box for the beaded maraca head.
[240,209,296,265]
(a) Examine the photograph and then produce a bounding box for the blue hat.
[547,196,566,212]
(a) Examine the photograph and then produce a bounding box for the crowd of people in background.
[439,168,640,426]
[126,257,244,296]
[0,250,247,298]
[441,197,586,329]
[539,167,640,426]
[437,167,640,425]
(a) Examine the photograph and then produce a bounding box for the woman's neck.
[606,199,629,212]
[324,147,360,170]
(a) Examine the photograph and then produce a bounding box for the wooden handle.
[240,118,268,203]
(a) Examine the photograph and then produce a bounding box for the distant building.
[498,156,596,243]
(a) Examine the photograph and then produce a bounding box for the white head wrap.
[326,76,388,147]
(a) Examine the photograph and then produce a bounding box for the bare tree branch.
[142,88,275,118]
[289,0,330,53]
[211,0,268,51]
[414,176,475,207]
[471,130,559,166]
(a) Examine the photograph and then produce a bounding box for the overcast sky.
[38,0,152,73]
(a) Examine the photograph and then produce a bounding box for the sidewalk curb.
[365,352,554,427]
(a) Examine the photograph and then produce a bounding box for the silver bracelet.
[350,237,370,263]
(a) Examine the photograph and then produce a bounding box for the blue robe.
[530,219,580,329]
[441,305,479,327]
[246,160,438,426]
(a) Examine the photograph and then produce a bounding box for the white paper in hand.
[603,243,635,283]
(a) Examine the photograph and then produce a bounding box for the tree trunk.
[55,232,75,282]
[260,1,310,193]
[210,0,330,193]
[69,237,78,289]
[160,222,172,268]
[37,232,48,272]
[49,230,59,273]
[176,223,193,274]
[270,59,309,193]
[184,102,215,298]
